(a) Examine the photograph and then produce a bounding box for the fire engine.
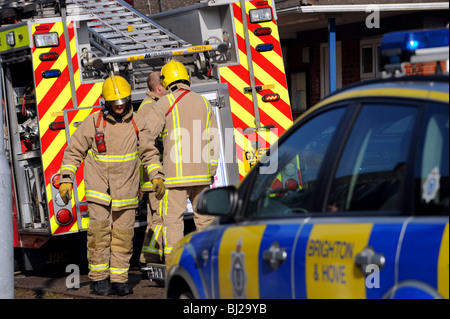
[0,0,292,272]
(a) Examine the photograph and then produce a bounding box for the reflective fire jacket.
[140,83,219,188]
[59,107,163,211]
[138,90,163,192]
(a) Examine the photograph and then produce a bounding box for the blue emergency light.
[380,28,449,68]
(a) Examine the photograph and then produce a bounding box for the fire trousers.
[162,185,215,259]
[139,191,164,264]
[87,202,135,283]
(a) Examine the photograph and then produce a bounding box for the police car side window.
[327,104,417,212]
[246,107,346,217]
[415,103,449,215]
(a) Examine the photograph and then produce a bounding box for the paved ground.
[14,267,165,299]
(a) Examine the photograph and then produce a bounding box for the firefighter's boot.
[112,282,133,296]
[91,279,113,296]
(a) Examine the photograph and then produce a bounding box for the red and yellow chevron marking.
[219,0,293,179]
[32,20,103,235]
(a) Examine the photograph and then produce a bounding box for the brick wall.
[403,61,448,76]
[341,39,360,87]
[132,0,199,15]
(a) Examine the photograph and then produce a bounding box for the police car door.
[215,105,348,298]
[299,100,447,299]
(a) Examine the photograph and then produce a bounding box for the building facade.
[135,0,449,118]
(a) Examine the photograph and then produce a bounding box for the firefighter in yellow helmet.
[140,60,219,266]
[137,71,168,275]
[59,74,165,296]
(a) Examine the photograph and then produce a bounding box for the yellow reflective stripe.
[138,99,154,111]
[161,130,168,138]
[110,267,129,274]
[88,149,139,162]
[142,225,164,256]
[163,223,172,254]
[86,190,111,203]
[61,164,77,174]
[165,175,212,185]
[147,163,163,175]
[89,262,109,271]
[159,189,169,216]
[141,181,153,190]
[170,93,183,177]
[111,196,138,207]
[204,96,212,175]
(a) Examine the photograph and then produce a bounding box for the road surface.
[14,267,165,299]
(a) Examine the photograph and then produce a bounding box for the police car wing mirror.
[196,186,238,217]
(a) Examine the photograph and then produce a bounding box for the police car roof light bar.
[380,28,449,71]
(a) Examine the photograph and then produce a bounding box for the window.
[290,72,307,114]
[360,37,382,79]
[415,104,449,215]
[320,42,342,98]
[327,104,418,212]
[245,107,346,217]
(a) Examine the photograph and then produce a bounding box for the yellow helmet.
[102,74,131,104]
[160,60,190,89]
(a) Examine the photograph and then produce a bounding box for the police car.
[165,28,449,299]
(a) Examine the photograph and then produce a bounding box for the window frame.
[237,101,355,220]
[360,37,382,80]
[412,101,449,216]
[321,97,426,216]
[236,95,438,221]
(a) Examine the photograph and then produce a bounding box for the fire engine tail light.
[51,174,61,189]
[39,52,59,61]
[286,178,299,190]
[6,31,15,46]
[49,121,65,130]
[255,0,269,6]
[262,93,280,102]
[34,32,59,48]
[35,24,51,31]
[42,69,61,78]
[56,209,73,226]
[256,43,274,52]
[249,7,272,24]
[254,27,272,36]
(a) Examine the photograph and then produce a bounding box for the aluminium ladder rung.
[96,24,154,33]
[94,28,161,36]
[78,1,119,8]
[86,11,134,19]
[110,36,170,45]
[88,17,141,26]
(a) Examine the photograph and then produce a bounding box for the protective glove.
[59,183,73,205]
[152,178,165,200]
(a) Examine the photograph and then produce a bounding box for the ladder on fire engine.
[66,0,189,56]
[65,0,228,89]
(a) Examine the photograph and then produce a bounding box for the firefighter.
[58,74,165,296]
[144,60,219,263]
[137,71,167,268]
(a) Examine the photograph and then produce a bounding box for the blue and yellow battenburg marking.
[304,224,372,298]
[168,219,449,299]
[438,224,449,299]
